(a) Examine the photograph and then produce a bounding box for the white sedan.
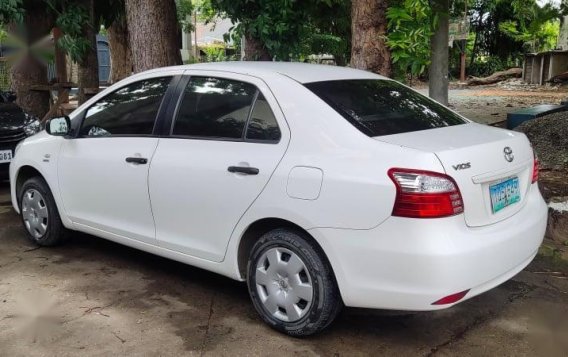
[9,62,547,336]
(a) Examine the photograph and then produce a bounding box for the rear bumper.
[309,185,547,310]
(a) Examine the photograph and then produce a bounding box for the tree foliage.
[1,0,103,62]
[176,0,194,33]
[45,1,92,62]
[1,0,566,83]
[98,0,127,27]
[387,0,435,77]
[208,0,349,61]
[385,0,563,79]
[0,0,23,25]
[499,0,560,52]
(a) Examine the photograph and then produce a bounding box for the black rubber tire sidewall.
[247,228,342,336]
[19,177,67,246]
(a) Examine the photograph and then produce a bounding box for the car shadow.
[51,230,531,352]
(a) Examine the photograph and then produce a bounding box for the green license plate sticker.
[489,177,520,214]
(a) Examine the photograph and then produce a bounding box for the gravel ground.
[515,112,568,171]
[415,84,568,125]
[1,182,568,356]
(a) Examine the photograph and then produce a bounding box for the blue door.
[97,35,111,84]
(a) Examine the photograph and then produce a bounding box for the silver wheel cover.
[255,247,314,322]
[21,189,49,239]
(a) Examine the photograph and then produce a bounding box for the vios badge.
[503,147,514,162]
[452,162,471,171]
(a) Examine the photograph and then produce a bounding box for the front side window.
[80,77,172,137]
[173,77,257,139]
[305,79,467,137]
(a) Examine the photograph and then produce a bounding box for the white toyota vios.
[10,62,547,336]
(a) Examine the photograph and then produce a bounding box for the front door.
[59,76,174,244]
[149,73,289,261]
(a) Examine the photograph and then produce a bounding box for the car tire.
[19,177,68,246]
[247,228,342,336]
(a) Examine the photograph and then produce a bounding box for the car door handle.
[227,166,259,175]
[125,157,148,165]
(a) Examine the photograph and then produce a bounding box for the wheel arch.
[14,165,46,208]
[236,217,335,281]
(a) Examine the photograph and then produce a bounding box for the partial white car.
[9,62,547,336]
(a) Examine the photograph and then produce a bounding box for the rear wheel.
[247,228,342,336]
[20,177,68,246]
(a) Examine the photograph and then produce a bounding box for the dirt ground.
[416,81,568,125]
[2,84,568,356]
[1,186,568,357]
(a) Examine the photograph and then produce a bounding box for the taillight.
[388,168,464,218]
[532,152,539,184]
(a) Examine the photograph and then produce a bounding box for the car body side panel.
[9,132,74,227]
[222,73,447,265]
[227,74,443,227]
[58,137,160,244]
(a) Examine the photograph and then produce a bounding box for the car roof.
[142,61,387,84]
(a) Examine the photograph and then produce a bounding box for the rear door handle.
[126,157,148,165]
[228,166,259,175]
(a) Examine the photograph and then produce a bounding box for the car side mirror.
[45,116,71,136]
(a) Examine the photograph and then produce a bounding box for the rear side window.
[173,77,257,139]
[80,77,171,137]
[245,93,281,142]
[305,79,466,137]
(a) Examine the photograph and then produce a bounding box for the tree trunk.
[77,0,99,105]
[53,27,68,103]
[429,0,449,105]
[350,0,391,77]
[9,56,50,118]
[467,68,522,85]
[108,18,132,83]
[7,4,54,118]
[125,0,182,72]
[244,33,271,61]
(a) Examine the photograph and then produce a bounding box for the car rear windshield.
[305,79,467,137]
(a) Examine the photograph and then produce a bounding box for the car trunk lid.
[375,123,534,227]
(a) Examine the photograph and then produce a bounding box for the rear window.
[305,79,467,137]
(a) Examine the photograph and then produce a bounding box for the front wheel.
[247,228,342,336]
[19,177,68,246]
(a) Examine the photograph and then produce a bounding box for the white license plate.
[0,150,13,164]
[489,177,520,213]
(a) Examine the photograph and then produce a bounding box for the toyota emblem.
[503,147,514,162]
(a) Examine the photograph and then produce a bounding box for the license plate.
[0,150,12,164]
[489,177,520,213]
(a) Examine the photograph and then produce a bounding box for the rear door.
[149,72,289,262]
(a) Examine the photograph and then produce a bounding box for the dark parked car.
[0,91,41,180]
